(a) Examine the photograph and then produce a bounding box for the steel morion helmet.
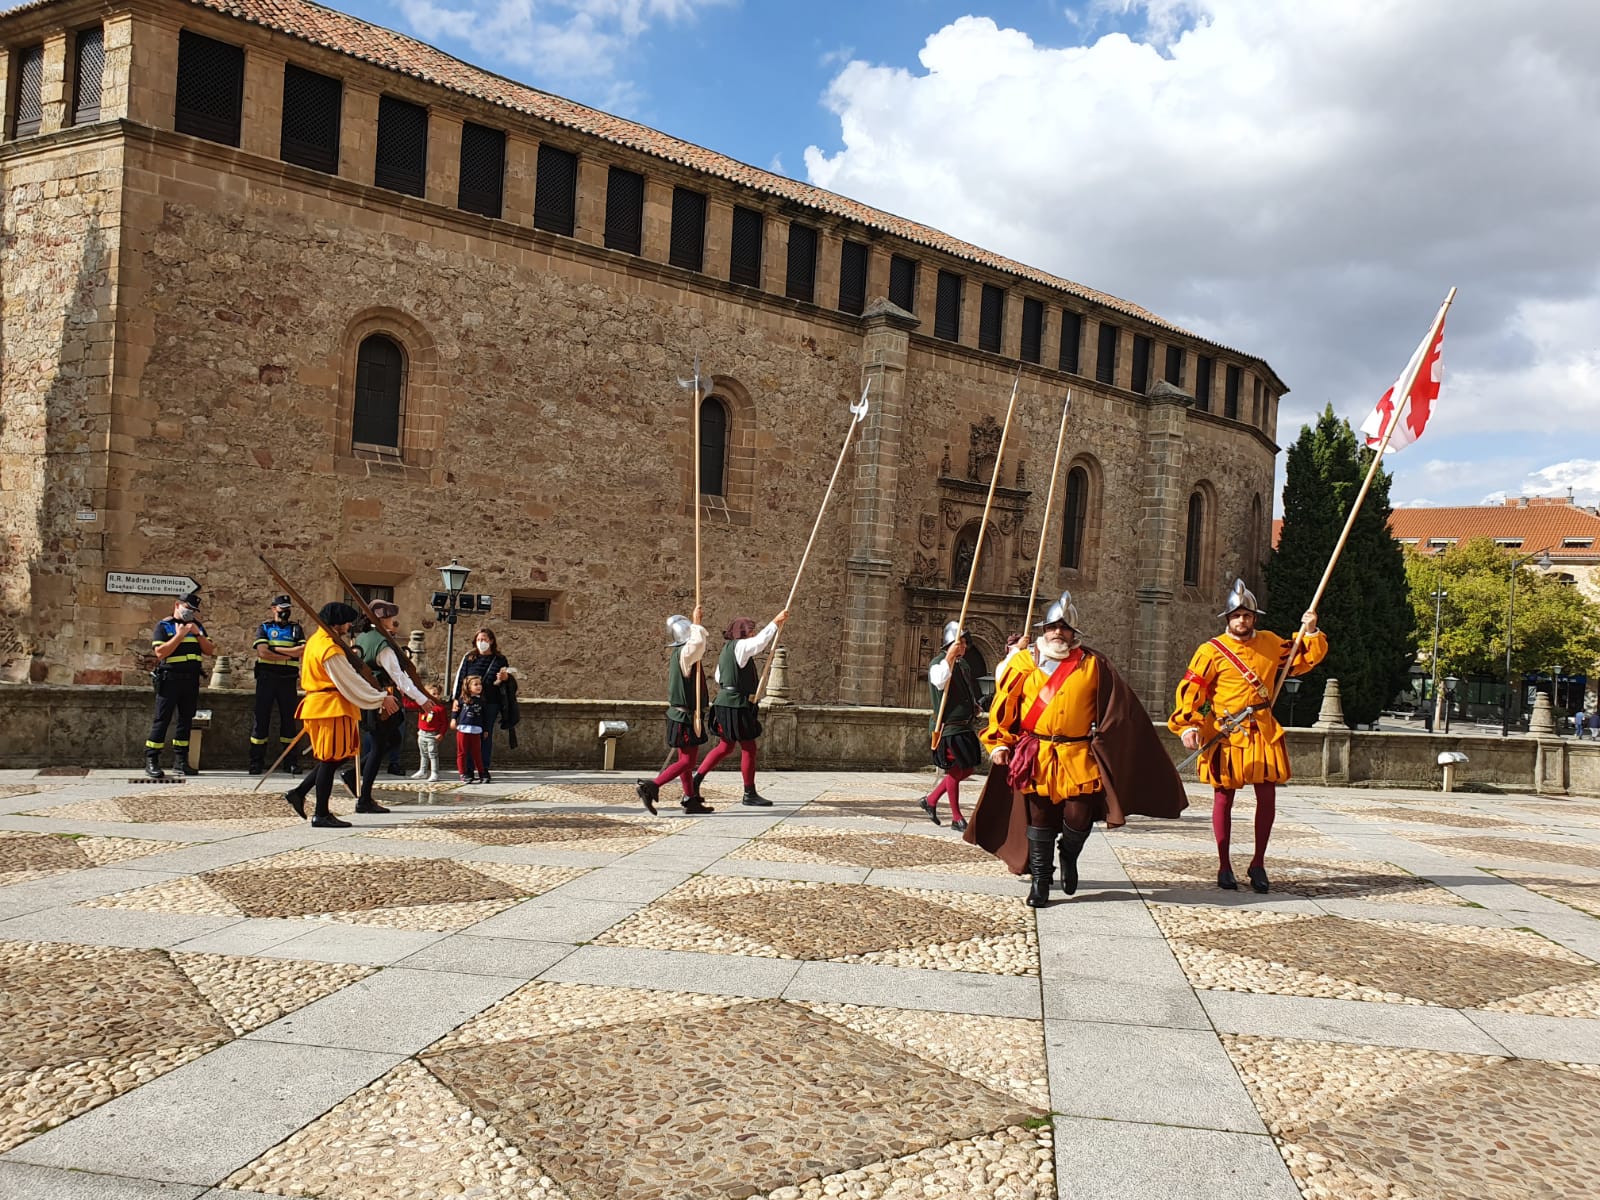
[1035,590,1081,633]
[1218,577,1263,620]
[665,614,693,646]
[940,620,964,650]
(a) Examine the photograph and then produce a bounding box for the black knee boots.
[144,749,165,779]
[1058,826,1090,896]
[1026,827,1056,908]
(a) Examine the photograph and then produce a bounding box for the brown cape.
[963,647,1188,873]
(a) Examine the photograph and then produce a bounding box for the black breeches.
[147,675,200,750]
[1025,792,1098,834]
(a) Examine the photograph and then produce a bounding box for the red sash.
[1022,647,1085,732]
[1207,637,1269,706]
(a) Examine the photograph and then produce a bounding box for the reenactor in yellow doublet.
[1168,578,1327,893]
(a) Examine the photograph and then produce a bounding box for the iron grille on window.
[699,396,728,495]
[604,165,644,253]
[669,187,706,270]
[458,122,505,218]
[13,45,43,137]
[374,95,427,197]
[510,595,551,622]
[353,334,405,451]
[978,284,1005,353]
[889,255,917,312]
[1096,322,1118,385]
[1165,344,1184,386]
[786,222,817,303]
[1183,493,1204,585]
[534,144,577,235]
[1131,334,1152,394]
[730,206,764,288]
[71,28,104,125]
[838,240,868,315]
[1059,310,1082,374]
[174,30,244,146]
[1020,298,1043,364]
[279,63,340,175]
[1062,467,1088,569]
[1224,364,1242,419]
[1194,356,1213,411]
[934,271,963,342]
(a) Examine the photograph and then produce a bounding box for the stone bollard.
[766,645,793,706]
[209,655,234,690]
[1313,678,1346,729]
[1529,690,1557,736]
[407,630,427,686]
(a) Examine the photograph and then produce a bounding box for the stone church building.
[1,0,1286,714]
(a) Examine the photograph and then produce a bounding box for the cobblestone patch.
[1106,818,1330,846]
[1508,800,1600,823]
[1426,835,1600,874]
[81,849,584,931]
[1226,1035,1600,1200]
[26,789,362,830]
[747,1126,1054,1200]
[0,940,369,1153]
[1154,906,1600,1016]
[501,782,739,807]
[597,875,1037,975]
[366,810,681,854]
[803,790,931,821]
[0,831,182,886]
[1491,870,1600,919]
[1328,803,1528,830]
[729,824,1009,875]
[0,783,53,799]
[1117,846,1461,903]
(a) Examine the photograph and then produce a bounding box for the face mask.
[177,607,195,621]
[274,609,290,621]
[476,641,492,653]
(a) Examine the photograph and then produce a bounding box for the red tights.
[653,747,701,797]
[455,731,483,777]
[1213,783,1277,870]
[924,769,972,822]
[699,737,758,786]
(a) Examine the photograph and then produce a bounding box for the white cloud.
[1520,460,1600,507]
[396,0,730,86]
[801,2,1600,489]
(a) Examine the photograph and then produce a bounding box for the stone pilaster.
[840,300,918,704]
[426,111,462,210]
[338,86,379,185]
[38,33,68,134]
[1128,382,1192,710]
[240,47,285,159]
[575,156,607,246]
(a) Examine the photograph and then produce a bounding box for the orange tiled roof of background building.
[0,0,1264,366]
[1389,499,1600,560]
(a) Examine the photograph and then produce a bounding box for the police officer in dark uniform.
[145,590,215,778]
[249,594,305,775]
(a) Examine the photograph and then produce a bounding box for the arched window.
[352,334,404,452]
[699,395,728,496]
[1061,466,1089,570]
[1183,491,1205,586]
[1248,494,1265,577]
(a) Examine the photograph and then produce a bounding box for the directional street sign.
[106,572,200,596]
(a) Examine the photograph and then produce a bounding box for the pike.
[256,555,383,799]
[1020,389,1073,636]
[677,355,710,736]
[755,380,873,702]
[329,559,440,706]
[932,368,1025,750]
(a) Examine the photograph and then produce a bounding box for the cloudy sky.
[350,0,1600,510]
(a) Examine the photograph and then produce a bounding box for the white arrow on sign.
[106,572,200,596]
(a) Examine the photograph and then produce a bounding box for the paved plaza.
[0,767,1597,1199]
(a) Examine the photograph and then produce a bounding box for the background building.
[1,0,1285,712]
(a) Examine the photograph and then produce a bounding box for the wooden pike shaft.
[1022,390,1073,637]
[251,728,307,791]
[932,370,1024,749]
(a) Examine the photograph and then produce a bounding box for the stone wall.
[4,683,1597,797]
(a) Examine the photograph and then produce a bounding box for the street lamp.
[1502,546,1553,737]
[1444,675,1459,734]
[1284,676,1302,727]
[1428,583,1448,733]
[432,560,471,692]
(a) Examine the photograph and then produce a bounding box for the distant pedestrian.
[1577,709,1589,740]
[413,698,448,781]
[453,674,488,783]
[452,628,513,775]
[248,594,304,776]
[144,591,215,779]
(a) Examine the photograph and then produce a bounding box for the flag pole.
[933,368,1024,750]
[1021,389,1072,636]
[755,380,873,702]
[1268,287,1456,705]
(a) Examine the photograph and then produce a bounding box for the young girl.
[452,675,488,783]
[412,696,449,782]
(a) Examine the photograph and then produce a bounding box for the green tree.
[1265,404,1417,726]
[1405,539,1600,704]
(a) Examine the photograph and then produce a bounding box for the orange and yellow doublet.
[295,628,361,762]
[982,649,1102,801]
[1168,630,1328,788]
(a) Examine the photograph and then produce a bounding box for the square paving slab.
[1117,846,1463,904]
[728,824,1009,875]
[364,809,684,853]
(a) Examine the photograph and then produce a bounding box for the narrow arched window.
[1183,492,1205,586]
[1061,467,1089,570]
[352,334,404,452]
[699,395,728,495]
[1249,494,1265,576]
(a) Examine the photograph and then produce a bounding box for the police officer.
[145,590,215,778]
[248,594,305,775]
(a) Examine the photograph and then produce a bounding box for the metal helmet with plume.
[665,614,693,646]
[1035,590,1081,633]
[1218,577,1263,620]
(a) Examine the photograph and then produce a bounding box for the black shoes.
[741,788,773,807]
[285,760,303,776]
[180,759,199,777]
[311,815,352,828]
[144,752,165,780]
[918,797,942,826]
[386,763,404,776]
[951,818,969,832]
[636,779,659,814]
[247,763,264,776]
[1058,826,1090,896]
[1025,829,1055,908]
[283,791,307,820]
[1248,865,1270,894]
[681,797,715,814]
[1217,867,1238,891]
[355,801,391,814]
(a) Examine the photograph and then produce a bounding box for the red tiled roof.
[1389,501,1600,561]
[0,0,1270,369]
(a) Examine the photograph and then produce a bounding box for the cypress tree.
[1265,404,1417,726]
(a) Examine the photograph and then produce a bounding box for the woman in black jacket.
[452,627,512,778]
